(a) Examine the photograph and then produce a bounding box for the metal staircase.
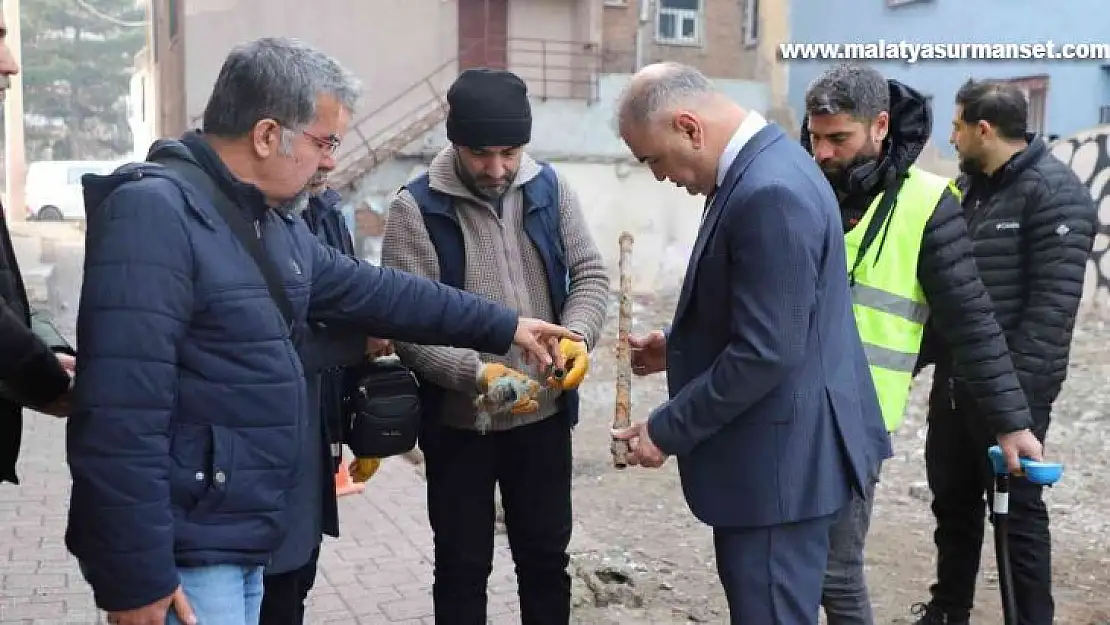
[330,60,457,194]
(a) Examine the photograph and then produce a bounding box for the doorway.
[458,0,509,69]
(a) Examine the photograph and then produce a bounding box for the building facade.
[787,0,1110,156]
[132,0,780,159]
[600,0,759,78]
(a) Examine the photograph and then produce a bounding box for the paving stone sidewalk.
[0,414,522,624]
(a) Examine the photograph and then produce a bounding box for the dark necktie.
[703,185,719,214]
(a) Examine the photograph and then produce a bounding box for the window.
[887,0,932,6]
[603,0,628,5]
[656,0,701,46]
[1003,75,1049,136]
[743,0,759,46]
[168,0,180,39]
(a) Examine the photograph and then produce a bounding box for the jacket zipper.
[256,214,306,491]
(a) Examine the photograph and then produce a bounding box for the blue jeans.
[167,565,265,625]
[822,472,879,625]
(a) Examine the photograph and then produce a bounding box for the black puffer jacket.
[924,137,1097,410]
[1,204,75,484]
[803,80,1032,434]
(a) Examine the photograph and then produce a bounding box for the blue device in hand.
[987,445,1064,485]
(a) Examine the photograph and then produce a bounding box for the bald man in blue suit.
[613,62,892,624]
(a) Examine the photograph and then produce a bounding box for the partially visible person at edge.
[610,62,891,625]
[381,68,610,625]
[0,6,77,484]
[65,38,580,625]
[910,78,1097,625]
[257,170,393,625]
[799,63,1043,625]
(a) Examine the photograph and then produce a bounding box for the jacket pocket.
[169,423,232,518]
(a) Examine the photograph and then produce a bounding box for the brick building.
[601,0,762,78]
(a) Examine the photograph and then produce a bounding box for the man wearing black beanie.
[382,68,611,624]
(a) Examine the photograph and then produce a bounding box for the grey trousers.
[822,469,880,625]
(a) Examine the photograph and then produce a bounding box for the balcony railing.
[459,37,602,103]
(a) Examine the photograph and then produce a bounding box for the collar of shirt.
[716,110,768,189]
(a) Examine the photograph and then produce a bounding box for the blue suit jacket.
[647,124,892,529]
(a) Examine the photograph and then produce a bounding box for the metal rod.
[994,473,1018,625]
[612,232,635,468]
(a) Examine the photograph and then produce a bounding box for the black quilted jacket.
[922,137,1097,411]
[805,80,1033,434]
[0,204,74,483]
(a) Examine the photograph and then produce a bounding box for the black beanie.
[446,68,532,148]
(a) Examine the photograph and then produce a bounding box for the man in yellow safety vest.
[800,63,1044,625]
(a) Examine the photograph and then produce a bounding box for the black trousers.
[421,411,573,625]
[259,546,320,625]
[924,387,1053,625]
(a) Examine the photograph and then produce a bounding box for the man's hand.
[37,391,72,417]
[366,337,394,358]
[611,421,668,468]
[997,428,1044,474]
[349,457,382,483]
[629,330,667,376]
[514,318,582,367]
[548,338,589,390]
[106,586,196,625]
[56,353,76,374]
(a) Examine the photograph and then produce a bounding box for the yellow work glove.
[548,338,589,390]
[349,457,382,483]
[477,363,541,415]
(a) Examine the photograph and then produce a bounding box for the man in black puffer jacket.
[911,79,1097,625]
[0,15,77,484]
[801,63,1041,625]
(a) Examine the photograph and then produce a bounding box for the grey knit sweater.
[381,147,610,431]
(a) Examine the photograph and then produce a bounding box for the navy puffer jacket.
[65,133,518,612]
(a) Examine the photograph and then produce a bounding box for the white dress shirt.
[716,110,769,189]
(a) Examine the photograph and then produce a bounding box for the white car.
[26,160,124,221]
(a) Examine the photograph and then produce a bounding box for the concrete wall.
[786,0,1110,157]
[558,161,703,293]
[1050,126,1110,315]
[128,50,158,161]
[391,73,770,164]
[179,0,457,138]
[146,0,602,150]
[354,160,705,294]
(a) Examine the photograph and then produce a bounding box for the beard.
[820,149,880,193]
[307,170,328,188]
[958,154,985,175]
[277,188,311,215]
[455,156,516,200]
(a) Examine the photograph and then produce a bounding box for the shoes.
[910,601,970,625]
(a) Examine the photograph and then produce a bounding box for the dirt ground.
[562,289,1110,625]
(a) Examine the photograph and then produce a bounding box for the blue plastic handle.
[987,445,1064,485]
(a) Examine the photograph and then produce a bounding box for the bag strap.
[848,175,906,286]
[153,156,295,329]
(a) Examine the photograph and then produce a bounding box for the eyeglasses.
[302,129,341,156]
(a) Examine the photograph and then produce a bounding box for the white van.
[26,160,124,221]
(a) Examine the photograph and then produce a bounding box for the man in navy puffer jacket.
[65,37,577,625]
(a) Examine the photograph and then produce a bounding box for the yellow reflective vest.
[844,165,953,432]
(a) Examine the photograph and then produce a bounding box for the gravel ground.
[29,224,1109,623]
[566,290,1110,625]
